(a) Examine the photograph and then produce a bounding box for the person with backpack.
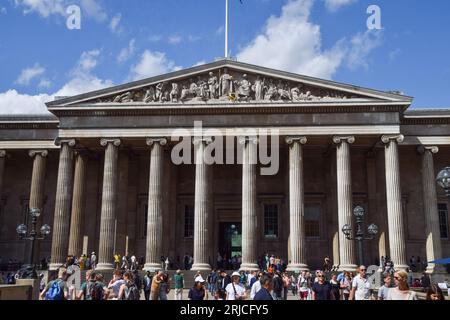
[118,271,140,300]
[40,268,69,300]
[107,270,125,299]
[77,271,106,300]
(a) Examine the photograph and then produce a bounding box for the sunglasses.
[318,275,324,278]
[394,276,401,280]
[360,269,366,272]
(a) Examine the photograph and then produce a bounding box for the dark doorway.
[218,222,242,269]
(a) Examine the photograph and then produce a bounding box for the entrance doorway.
[218,222,242,269]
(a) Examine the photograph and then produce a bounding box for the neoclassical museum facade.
[0,60,449,273]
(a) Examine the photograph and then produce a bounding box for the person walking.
[330,273,341,300]
[188,276,207,300]
[159,272,169,300]
[349,265,371,301]
[41,268,69,300]
[250,272,263,299]
[150,270,163,300]
[377,273,392,300]
[173,269,184,300]
[253,274,274,300]
[297,271,310,300]
[272,271,283,300]
[143,271,152,301]
[107,270,125,299]
[282,272,291,300]
[225,272,246,300]
[311,271,332,300]
[386,270,418,300]
[426,284,446,300]
[340,271,352,300]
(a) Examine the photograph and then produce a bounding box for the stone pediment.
[47,60,412,108]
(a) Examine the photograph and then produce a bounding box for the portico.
[0,60,449,275]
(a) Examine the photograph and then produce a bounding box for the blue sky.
[0,0,449,114]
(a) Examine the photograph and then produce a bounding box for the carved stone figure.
[170,83,179,102]
[264,79,278,101]
[291,87,301,101]
[180,84,190,101]
[113,91,134,103]
[236,74,252,101]
[196,76,208,100]
[208,72,219,99]
[189,79,198,97]
[277,81,291,100]
[143,87,156,103]
[156,82,168,102]
[219,68,233,97]
[252,76,265,101]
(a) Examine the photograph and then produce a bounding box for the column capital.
[193,136,213,146]
[100,138,121,147]
[417,145,439,155]
[332,136,355,145]
[381,134,404,144]
[29,150,48,158]
[238,136,258,145]
[0,150,6,158]
[146,137,167,147]
[55,138,76,147]
[285,136,307,145]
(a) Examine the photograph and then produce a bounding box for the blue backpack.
[45,280,64,300]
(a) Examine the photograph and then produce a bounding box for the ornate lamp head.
[436,167,450,190]
[353,206,365,217]
[342,224,352,237]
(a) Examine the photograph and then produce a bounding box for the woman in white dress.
[386,270,417,300]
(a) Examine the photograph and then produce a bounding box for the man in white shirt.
[350,265,371,300]
[250,274,262,299]
[225,272,247,300]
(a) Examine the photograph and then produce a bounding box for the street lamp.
[341,206,378,266]
[436,167,450,199]
[16,208,51,279]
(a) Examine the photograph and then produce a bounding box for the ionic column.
[68,151,88,257]
[381,135,409,271]
[286,137,309,272]
[49,140,76,270]
[96,139,121,270]
[417,146,445,274]
[239,136,259,271]
[191,137,213,271]
[333,136,357,271]
[144,138,167,271]
[28,150,48,210]
[0,150,6,199]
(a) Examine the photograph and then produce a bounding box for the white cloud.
[324,0,357,12]
[389,48,401,62]
[0,90,52,114]
[1,7,7,14]
[14,0,67,17]
[216,25,224,35]
[15,63,46,85]
[192,61,206,67]
[346,30,383,70]
[148,35,162,42]
[117,39,136,63]
[109,13,123,34]
[168,35,182,44]
[0,49,113,114]
[80,0,107,22]
[237,0,346,79]
[188,35,201,42]
[38,79,52,88]
[129,50,179,81]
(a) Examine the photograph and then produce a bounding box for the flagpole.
[225,0,229,58]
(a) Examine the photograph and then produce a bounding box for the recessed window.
[264,204,278,238]
[438,203,449,239]
[305,204,320,238]
[184,205,194,238]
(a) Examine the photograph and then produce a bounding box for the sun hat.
[195,275,205,283]
[232,271,240,277]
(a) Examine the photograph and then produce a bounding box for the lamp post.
[436,167,450,199]
[341,206,378,266]
[16,208,51,278]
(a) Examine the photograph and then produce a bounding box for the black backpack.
[124,282,140,300]
[87,281,104,300]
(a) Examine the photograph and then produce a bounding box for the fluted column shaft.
[0,151,6,200]
[192,137,212,271]
[144,138,167,271]
[333,136,357,271]
[68,152,88,257]
[97,139,121,270]
[239,136,259,271]
[29,150,48,210]
[286,137,309,272]
[418,146,445,274]
[382,135,408,271]
[49,141,75,270]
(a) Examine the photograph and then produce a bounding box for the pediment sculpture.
[96,68,363,104]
